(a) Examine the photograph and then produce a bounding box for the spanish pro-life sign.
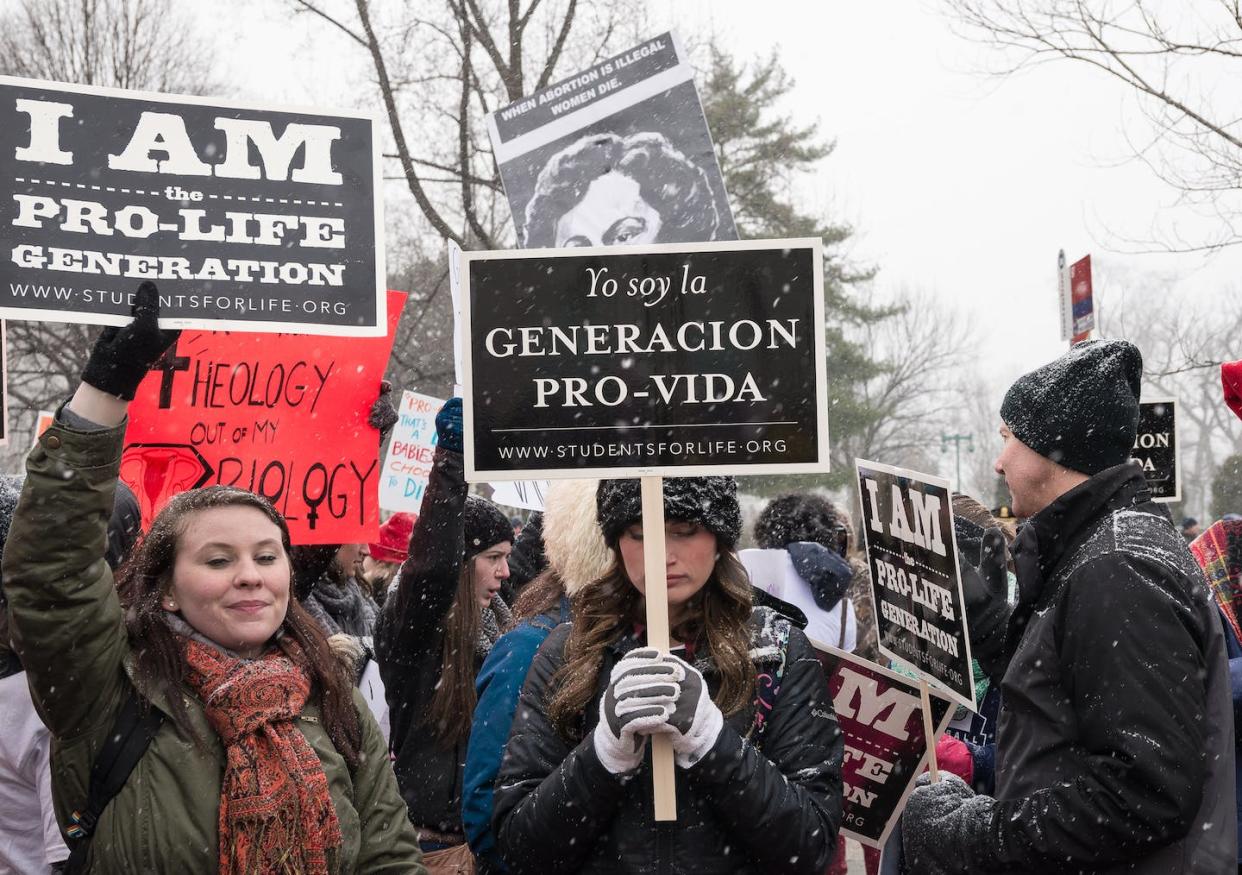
[814,643,953,849]
[1135,398,1180,503]
[460,238,829,480]
[487,33,736,248]
[1,76,385,334]
[856,459,976,711]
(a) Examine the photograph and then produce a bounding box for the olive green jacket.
[2,418,424,873]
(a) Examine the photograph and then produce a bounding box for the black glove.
[902,773,995,874]
[369,380,399,435]
[80,282,180,400]
[960,528,1010,677]
[435,397,463,454]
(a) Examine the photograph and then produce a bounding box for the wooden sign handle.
[919,678,940,783]
[641,475,677,821]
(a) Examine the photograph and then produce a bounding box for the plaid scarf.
[1190,520,1242,644]
[183,636,342,875]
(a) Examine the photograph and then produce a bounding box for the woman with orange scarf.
[2,285,424,874]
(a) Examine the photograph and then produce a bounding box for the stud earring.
[165,599,177,610]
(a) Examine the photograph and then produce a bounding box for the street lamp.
[941,432,974,492]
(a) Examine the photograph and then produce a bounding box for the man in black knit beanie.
[900,339,1236,873]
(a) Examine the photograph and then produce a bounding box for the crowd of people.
[0,285,1239,874]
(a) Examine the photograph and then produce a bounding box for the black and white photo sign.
[1135,398,1180,503]
[856,459,975,711]
[1,76,385,334]
[461,238,829,480]
[487,32,736,248]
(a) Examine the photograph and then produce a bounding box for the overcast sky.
[220,0,1241,407]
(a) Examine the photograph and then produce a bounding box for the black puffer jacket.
[493,606,843,874]
[376,445,470,837]
[968,462,1237,872]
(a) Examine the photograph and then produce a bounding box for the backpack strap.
[63,686,165,874]
[746,619,792,746]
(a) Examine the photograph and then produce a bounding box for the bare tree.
[0,0,217,468]
[1094,260,1242,518]
[843,289,982,477]
[288,0,643,249]
[945,0,1242,252]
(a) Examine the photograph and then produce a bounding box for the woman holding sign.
[2,286,423,874]
[493,477,843,874]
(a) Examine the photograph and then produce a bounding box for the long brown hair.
[547,550,755,740]
[424,563,483,747]
[513,568,566,623]
[116,486,361,768]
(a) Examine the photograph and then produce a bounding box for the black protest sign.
[461,239,829,480]
[0,76,384,334]
[487,32,736,248]
[856,459,976,711]
[1135,398,1179,503]
[815,643,953,849]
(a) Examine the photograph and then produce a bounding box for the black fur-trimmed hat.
[596,477,741,549]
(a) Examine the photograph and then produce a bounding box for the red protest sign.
[812,641,954,849]
[120,290,405,544]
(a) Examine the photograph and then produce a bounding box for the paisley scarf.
[182,636,342,875]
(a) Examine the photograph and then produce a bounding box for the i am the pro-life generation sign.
[460,238,829,480]
[856,459,976,712]
[1,76,385,334]
[1135,398,1180,503]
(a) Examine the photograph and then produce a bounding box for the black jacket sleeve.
[977,553,1210,869]
[687,627,843,874]
[376,446,467,672]
[492,625,630,873]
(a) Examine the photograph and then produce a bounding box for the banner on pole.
[488,33,736,249]
[460,238,829,480]
[1135,397,1180,503]
[120,290,404,544]
[0,75,385,334]
[379,390,443,514]
[814,642,953,849]
[856,459,976,711]
[1059,251,1093,343]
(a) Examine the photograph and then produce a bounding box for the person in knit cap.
[493,476,843,874]
[901,339,1236,873]
[376,397,515,866]
[462,478,612,874]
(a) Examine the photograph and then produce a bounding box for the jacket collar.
[1012,461,1150,606]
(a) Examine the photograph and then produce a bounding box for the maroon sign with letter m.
[813,642,953,849]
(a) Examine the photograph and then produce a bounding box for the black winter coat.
[376,445,473,837]
[493,607,843,874]
[968,462,1236,873]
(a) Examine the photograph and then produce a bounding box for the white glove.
[655,652,724,768]
[593,647,679,774]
